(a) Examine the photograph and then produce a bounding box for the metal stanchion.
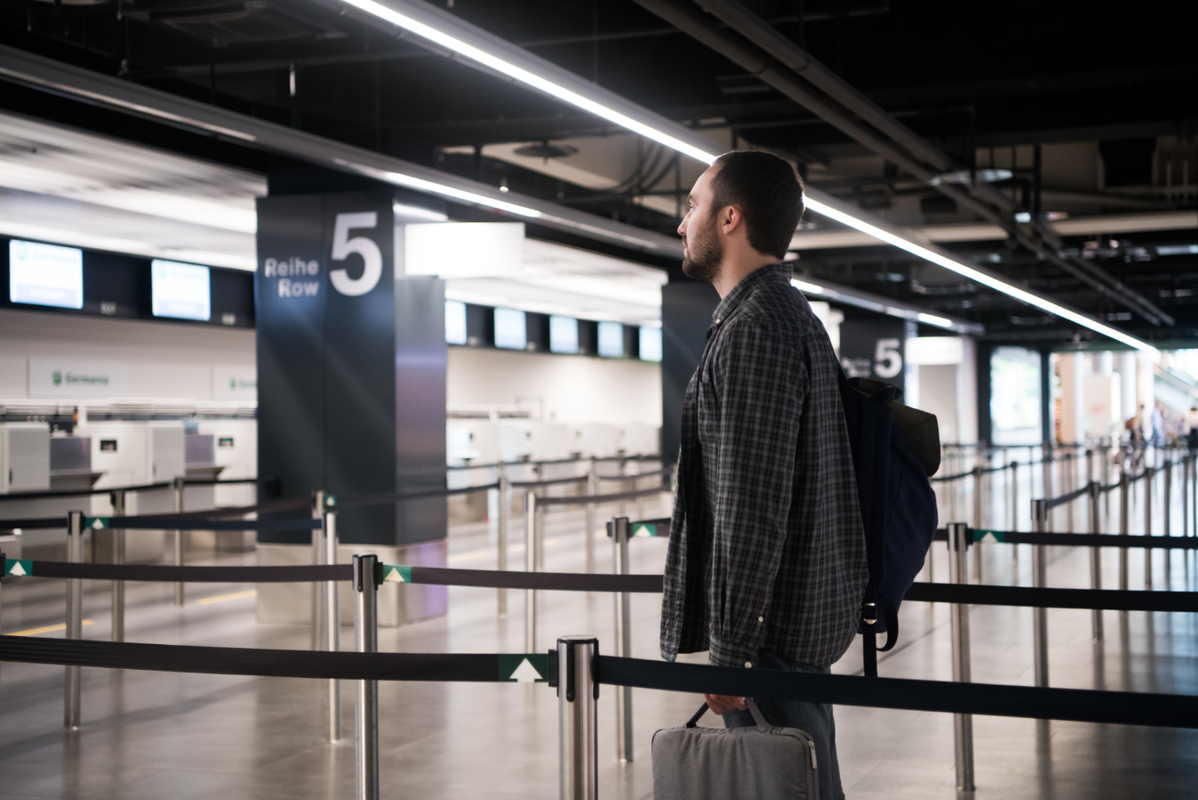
[172,476,185,606]
[610,516,634,764]
[497,472,509,615]
[1102,444,1111,518]
[1064,452,1075,534]
[1010,461,1020,566]
[947,454,958,523]
[110,490,126,643]
[1183,455,1191,541]
[1087,481,1104,643]
[1164,458,1173,587]
[557,635,599,800]
[1042,447,1054,532]
[971,466,983,583]
[585,458,597,575]
[353,554,380,800]
[1031,499,1049,688]
[325,507,341,743]
[1144,466,1155,589]
[65,510,84,731]
[1119,471,1130,593]
[946,522,975,793]
[525,491,538,654]
[311,491,324,651]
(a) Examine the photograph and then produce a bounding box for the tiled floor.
[1,483,1196,799]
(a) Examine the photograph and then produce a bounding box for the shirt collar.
[711,263,793,327]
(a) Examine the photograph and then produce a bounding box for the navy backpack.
[837,372,940,677]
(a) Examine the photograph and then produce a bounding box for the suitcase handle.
[685,698,770,729]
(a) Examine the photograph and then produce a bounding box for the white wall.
[0,308,254,401]
[447,347,662,426]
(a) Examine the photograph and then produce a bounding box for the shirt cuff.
[708,633,758,669]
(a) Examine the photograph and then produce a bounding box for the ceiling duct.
[129,1,341,46]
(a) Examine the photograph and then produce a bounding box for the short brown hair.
[710,151,805,259]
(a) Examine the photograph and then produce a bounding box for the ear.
[719,205,744,236]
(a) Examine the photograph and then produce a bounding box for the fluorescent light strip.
[805,197,1157,353]
[340,0,1153,352]
[917,312,954,329]
[341,0,716,165]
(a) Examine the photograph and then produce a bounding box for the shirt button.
[745,661,753,668]
[758,616,764,623]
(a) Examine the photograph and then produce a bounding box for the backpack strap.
[878,596,900,653]
[861,602,878,677]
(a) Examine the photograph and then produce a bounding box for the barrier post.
[110,489,126,643]
[324,507,341,743]
[972,462,982,582]
[557,635,599,800]
[1164,458,1173,586]
[1031,499,1050,688]
[1010,461,1020,565]
[585,458,597,575]
[497,471,509,615]
[1064,452,1075,534]
[1042,447,1054,532]
[64,510,85,731]
[172,476,185,606]
[1144,466,1155,589]
[1119,471,1130,593]
[1183,455,1191,540]
[525,491,537,654]
[610,516,634,764]
[1087,481,1104,643]
[311,491,324,651]
[946,522,975,792]
[353,554,380,800]
[1102,444,1111,518]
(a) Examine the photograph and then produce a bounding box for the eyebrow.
[687,193,695,204]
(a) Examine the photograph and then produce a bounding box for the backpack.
[837,372,940,678]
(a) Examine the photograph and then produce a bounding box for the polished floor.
[2,478,1197,799]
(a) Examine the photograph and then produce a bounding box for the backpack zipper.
[808,738,817,769]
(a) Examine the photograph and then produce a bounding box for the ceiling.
[1,0,1195,347]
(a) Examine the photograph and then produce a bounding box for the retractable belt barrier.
[510,475,587,489]
[968,528,1198,549]
[538,486,666,507]
[0,480,172,503]
[2,635,1197,730]
[1045,484,1091,510]
[328,483,501,510]
[595,467,673,482]
[0,497,311,532]
[83,515,321,531]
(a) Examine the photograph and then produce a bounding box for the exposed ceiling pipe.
[631,0,1172,326]
[694,0,1175,328]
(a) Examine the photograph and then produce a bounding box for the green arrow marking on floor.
[498,654,549,683]
[632,524,656,538]
[973,529,1005,544]
[86,517,109,530]
[382,565,411,584]
[4,559,32,577]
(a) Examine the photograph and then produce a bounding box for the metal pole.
[1064,452,1075,533]
[1144,466,1154,589]
[172,476,185,606]
[585,458,597,575]
[312,491,324,651]
[971,466,983,583]
[611,516,633,764]
[1010,461,1020,566]
[1042,446,1054,532]
[110,490,126,643]
[525,491,537,654]
[65,510,84,731]
[946,522,975,793]
[1164,457,1173,587]
[353,554,380,800]
[1183,455,1191,541]
[557,635,599,800]
[1031,499,1049,688]
[325,509,341,743]
[1102,444,1111,518]
[947,453,958,523]
[1119,471,1130,593]
[1088,482,1103,643]
[497,472,509,615]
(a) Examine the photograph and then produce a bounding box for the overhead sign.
[212,366,257,400]
[839,318,905,390]
[28,357,129,398]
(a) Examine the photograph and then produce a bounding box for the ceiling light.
[930,169,1013,186]
[339,0,717,164]
[917,312,954,329]
[884,306,910,319]
[341,160,542,219]
[393,203,448,222]
[790,278,833,297]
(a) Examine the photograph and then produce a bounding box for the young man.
[660,150,867,800]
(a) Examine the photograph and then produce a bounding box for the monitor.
[493,307,527,350]
[445,300,467,345]
[597,321,624,358]
[549,315,579,354]
[151,260,211,321]
[639,326,663,362]
[8,239,84,309]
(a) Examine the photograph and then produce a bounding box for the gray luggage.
[651,698,819,799]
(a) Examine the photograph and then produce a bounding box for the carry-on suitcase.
[651,698,819,799]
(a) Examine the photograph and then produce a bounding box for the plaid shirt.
[660,264,867,669]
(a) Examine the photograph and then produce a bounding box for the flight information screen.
[549,315,579,354]
[597,321,624,358]
[9,239,84,309]
[151,260,211,321]
[494,307,527,350]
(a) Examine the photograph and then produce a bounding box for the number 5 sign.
[330,212,383,296]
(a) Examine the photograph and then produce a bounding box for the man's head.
[678,151,804,284]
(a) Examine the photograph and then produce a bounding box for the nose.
[677,214,687,237]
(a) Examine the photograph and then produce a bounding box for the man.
[660,150,867,800]
[1186,406,1198,450]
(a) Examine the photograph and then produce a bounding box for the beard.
[681,215,722,283]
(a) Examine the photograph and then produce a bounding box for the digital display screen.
[9,239,84,309]
[151,260,210,321]
[639,326,663,362]
[445,300,467,345]
[493,307,527,350]
[549,315,579,354]
[597,321,624,358]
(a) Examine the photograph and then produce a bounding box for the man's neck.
[713,255,781,298]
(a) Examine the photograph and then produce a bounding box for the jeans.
[722,650,845,800]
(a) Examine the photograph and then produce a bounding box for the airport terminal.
[0,1,1195,798]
